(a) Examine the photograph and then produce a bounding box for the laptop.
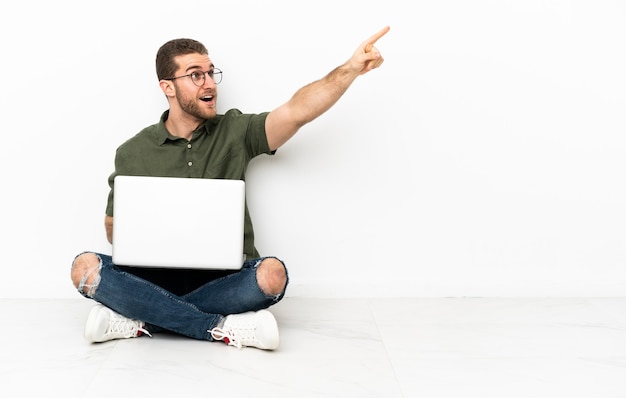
[112,175,246,270]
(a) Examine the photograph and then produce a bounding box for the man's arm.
[265,26,390,151]
[105,215,113,244]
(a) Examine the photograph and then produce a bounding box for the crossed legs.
[70,252,288,345]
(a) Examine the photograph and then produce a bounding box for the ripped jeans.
[72,252,288,341]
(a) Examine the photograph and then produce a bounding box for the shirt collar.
[155,110,218,145]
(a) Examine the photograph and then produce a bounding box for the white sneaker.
[84,304,151,343]
[210,310,279,350]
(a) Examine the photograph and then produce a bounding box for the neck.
[164,109,203,141]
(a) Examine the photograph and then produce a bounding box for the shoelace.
[107,312,152,338]
[210,325,257,349]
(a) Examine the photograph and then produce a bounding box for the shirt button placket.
[187,143,193,170]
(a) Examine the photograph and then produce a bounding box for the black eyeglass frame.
[164,68,223,86]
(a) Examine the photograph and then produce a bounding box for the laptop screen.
[112,176,246,270]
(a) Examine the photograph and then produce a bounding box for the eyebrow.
[184,63,215,73]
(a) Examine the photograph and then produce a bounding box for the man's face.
[171,53,219,120]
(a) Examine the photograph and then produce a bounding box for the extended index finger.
[364,26,390,52]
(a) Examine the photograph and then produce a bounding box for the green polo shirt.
[106,108,273,259]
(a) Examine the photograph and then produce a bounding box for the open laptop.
[112,175,246,270]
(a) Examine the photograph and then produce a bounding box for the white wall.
[1,0,624,298]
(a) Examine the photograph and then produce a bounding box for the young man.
[71,26,389,350]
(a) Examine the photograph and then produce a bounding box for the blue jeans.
[73,253,288,341]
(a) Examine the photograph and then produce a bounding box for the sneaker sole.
[84,305,109,343]
[255,310,280,350]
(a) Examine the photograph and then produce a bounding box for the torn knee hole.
[257,258,287,296]
[71,253,102,297]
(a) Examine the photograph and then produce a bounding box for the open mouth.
[200,95,214,102]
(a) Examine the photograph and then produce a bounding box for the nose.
[202,72,217,87]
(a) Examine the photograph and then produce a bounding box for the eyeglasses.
[165,68,223,86]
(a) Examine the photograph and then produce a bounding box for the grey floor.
[1,297,625,397]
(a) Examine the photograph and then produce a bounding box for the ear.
[159,79,176,97]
